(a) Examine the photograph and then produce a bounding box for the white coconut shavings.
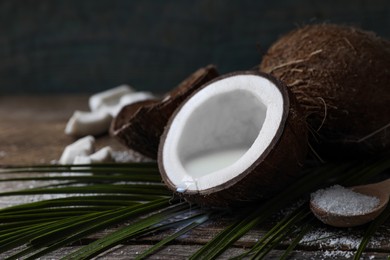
[299,228,388,259]
[300,227,387,249]
[322,250,354,258]
[300,229,362,249]
[302,250,378,259]
[301,250,378,260]
[311,185,380,216]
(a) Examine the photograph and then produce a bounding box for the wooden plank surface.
[0,96,389,259]
[0,95,125,165]
[5,245,390,260]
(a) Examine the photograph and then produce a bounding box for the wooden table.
[0,96,389,259]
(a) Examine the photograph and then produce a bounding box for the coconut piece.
[100,91,155,117]
[73,155,92,165]
[73,146,114,164]
[59,136,95,164]
[119,92,155,107]
[65,110,113,137]
[158,72,307,207]
[111,65,219,159]
[110,99,159,138]
[89,84,134,112]
[67,90,155,138]
[260,24,390,156]
[89,146,114,162]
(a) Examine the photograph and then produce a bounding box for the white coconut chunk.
[119,91,155,106]
[89,146,114,162]
[73,155,92,165]
[100,91,155,117]
[162,74,284,191]
[89,85,135,111]
[59,135,95,164]
[65,110,113,137]
[73,146,114,164]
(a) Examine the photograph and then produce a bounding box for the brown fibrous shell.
[111,65,219,159]
[260,24,390,157]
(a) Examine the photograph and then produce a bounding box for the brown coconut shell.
[260,24,390,157]
[110,99,158,138]
[111,65,219,159]
[158,72,308,207]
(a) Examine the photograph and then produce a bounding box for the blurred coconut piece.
[111,65,219,159]
[73,146,114,164]
[65,110,112,137]
[66,89,155,137]
[89,85,134,112]
[101,91,155,117]
[59,136,95,164]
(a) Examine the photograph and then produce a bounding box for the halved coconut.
[158,72,307,207]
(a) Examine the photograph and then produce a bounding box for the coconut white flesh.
[65,110,113,137]
[89,85,134,111]
[101,91,155,117]
[59,135,95,164]
[162,74,284,192]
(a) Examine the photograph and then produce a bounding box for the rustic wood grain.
[3,245,390,260]
[0,96,389,259]
[0,95,125,165]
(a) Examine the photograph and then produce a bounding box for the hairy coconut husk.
[158,72,308,207]
[111,65,219,159]
[260,24,390,157]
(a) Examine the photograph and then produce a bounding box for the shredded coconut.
[300,229,362,249]
[299,228,387,259]
[311,185,380,216]
[322,250,354,258]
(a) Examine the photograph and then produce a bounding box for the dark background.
[0,0,389,94]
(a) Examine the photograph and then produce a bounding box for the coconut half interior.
[161,74,284,193]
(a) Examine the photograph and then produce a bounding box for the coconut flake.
[73,146,114,164]
[89,146,114,162]
[89,85,135,111]
[100,91,155,117]
[119,92,155,107]
[65,110,113,137]
[66,87,154,138]
[73,155,93,165]
[59,136,95,164]
[311,185,380,216]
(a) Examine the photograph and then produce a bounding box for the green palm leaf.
[0,154,388,259]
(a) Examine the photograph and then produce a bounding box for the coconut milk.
[184,148,248,178]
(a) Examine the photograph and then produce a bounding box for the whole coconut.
[260,24,390,157]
